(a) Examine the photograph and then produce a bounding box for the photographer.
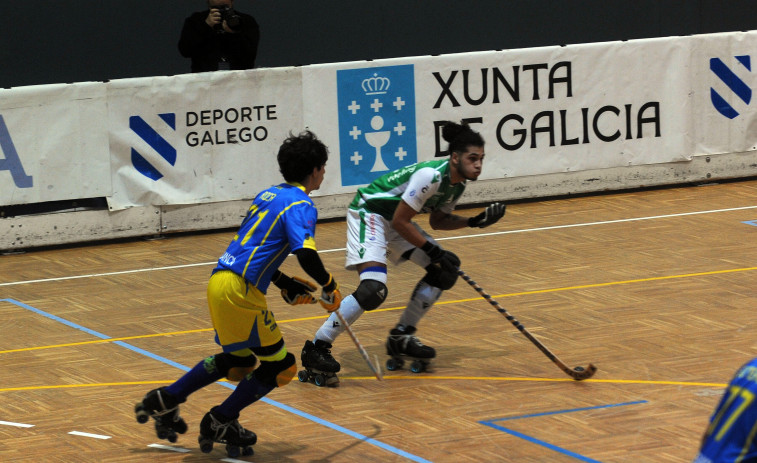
[178,0,260,72]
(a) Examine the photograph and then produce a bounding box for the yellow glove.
[278,275,317,306]
[319,274,342,313]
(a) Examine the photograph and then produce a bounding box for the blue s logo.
[129,113,177,180]
[710,56,752,119]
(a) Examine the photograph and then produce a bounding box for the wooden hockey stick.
[458,270,596,381]
[334,309,383,381]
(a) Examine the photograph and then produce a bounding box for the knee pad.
[207,353,258,381]
[253,352,297,388]
[422,264,459,290]
[353,279,388,311]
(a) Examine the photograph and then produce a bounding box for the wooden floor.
[3,179,757,462]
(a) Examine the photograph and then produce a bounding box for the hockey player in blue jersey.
[134,130,342,457]
[695,357,757,463]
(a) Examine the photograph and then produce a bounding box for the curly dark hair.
[277,130,329,183]
[441,120,484,154]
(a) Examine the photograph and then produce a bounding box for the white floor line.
[0,420,34,428]
[2,205,756,288]
[68,430,111,439]
[147,443,192,453]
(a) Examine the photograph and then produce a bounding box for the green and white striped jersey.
[348,159,467,221]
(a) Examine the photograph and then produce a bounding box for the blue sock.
[165,356,223,402]
[215,375,274,419]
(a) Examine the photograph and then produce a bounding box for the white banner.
[106,68,303,210]
[691,31,757,155]
[0,82,110,206]
[304,37,691,193]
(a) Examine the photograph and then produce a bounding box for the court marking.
[2,298,432,463]
[3,262,757,357]
[2,205,756,288]
[480,400,648,463]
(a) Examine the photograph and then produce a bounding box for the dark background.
[2,0,756,88]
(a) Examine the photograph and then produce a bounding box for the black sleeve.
[293,248,330,286]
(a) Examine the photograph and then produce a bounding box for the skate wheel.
[410,360,425,373]
[226,444,240,458]
[298,370,309,383]
[156,427,169,440]
[135,403,149,423]
[314,374,326,387]
[242,445,255,456]
[198,436,214,453]
[167,431,177,443]
[386,357,403,371]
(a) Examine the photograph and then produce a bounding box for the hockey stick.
[458,270,596,381]
[334,309,383,381]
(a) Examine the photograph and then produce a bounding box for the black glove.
[272,272,317,305]
[468,203,506,228]
[421,241,460,272]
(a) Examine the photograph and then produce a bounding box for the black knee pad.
[209,352,258,381]
[253,352,297,388]
[353,279,388,311]
[422,264,458,290]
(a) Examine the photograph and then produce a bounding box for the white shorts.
[345,208,436,271]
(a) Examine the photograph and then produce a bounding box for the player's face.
[451,146,485,182]
[311,164,326,191]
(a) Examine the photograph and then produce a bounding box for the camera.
[215,5,241,32]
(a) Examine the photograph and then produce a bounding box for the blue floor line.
[480,400,648,462]
[2,298,432,463]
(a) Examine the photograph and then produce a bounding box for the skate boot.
[134,387,188,443]
[198,406,257,457]
[298,339,341,387]
[385,326,435,373]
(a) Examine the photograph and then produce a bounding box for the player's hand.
[319,274,342,313]
[422,242,461,272]
[468,203,506,228]
[273,273,317,305]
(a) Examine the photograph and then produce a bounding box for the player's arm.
[391,200,427,248]
[293,248,341,312]
[428,210,470,230]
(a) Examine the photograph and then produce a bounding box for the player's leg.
[303,209,389,382]
[386,232,458,366]
[198,271,290,456]
[200,342,296,455]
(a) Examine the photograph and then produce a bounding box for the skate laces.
[152,390,179,419]
[208,412,248,440]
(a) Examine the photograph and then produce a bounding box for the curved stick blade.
[567,363,597,381]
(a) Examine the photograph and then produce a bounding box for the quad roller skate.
[198,407,257,458]
[385,326,435,373]
[298,339,340,387]
[134,387,188,443]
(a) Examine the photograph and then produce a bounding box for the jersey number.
[237,207,269,246]
[707,385,755,441]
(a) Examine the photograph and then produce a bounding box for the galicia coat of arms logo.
[336,65,417,186]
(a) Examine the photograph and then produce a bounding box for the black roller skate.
[298,339,340,387]
[134,387,188,443]
[385,326,435,373]
[198,407,257,458]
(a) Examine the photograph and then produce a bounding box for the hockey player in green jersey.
[300,120,506,384]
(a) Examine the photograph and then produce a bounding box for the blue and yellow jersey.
[696,357,757,463]
[214,182,318,293]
